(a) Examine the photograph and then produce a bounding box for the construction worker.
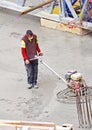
[21,30,43,89]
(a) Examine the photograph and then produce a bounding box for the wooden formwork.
[0,121,56,130]
[40,18,92,35]
[0,120,73,130]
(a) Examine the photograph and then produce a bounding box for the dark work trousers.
[25,59,38,85]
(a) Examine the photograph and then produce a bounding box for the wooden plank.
[40,18,92,35]
[0,120,73,130]
[0,124,54,130]
[20,0,53,15]
[0,121,56,130]
[0,120,56,128]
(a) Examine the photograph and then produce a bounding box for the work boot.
[27,84,33,89]
[34,84,39,89]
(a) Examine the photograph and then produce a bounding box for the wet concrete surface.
[0,4,92,130]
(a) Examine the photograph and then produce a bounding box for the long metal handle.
[39,58,67,84]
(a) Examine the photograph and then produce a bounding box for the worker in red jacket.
[21,30,43,89]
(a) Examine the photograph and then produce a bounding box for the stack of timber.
[40,17,92,35]
[0,120,73,130]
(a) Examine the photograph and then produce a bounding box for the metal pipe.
[39,58,67,84]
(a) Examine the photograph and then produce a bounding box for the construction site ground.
[0,2,92,130]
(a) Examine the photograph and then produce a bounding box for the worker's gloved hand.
[39,52,43,56]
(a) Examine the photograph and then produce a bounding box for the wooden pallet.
[40,18,92,35]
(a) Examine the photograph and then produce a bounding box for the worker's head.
[26,30,33,38]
